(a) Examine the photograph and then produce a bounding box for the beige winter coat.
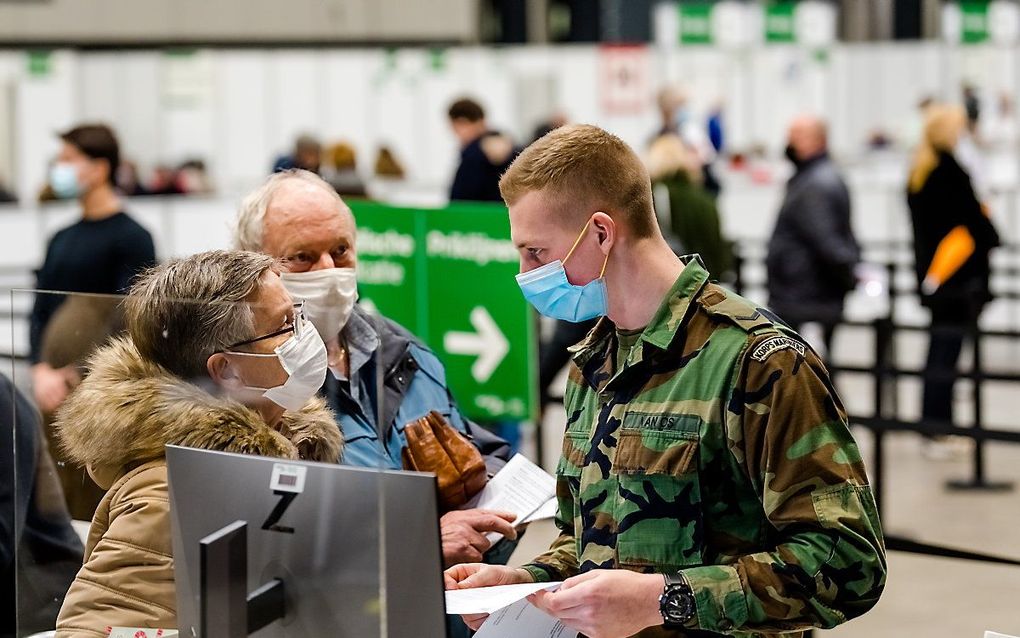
[53,337,343,637]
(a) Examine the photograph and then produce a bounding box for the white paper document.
[445,581,563,615]
[473,596,572,638]
[467,453,557,542]
[519,496,557,524]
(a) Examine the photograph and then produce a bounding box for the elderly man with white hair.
[234,169,517,569]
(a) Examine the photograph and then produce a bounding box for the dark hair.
[59,124,120,186]
[448,98,485,123]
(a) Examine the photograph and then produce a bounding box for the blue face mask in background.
[49,163,81,199]
[515,218,610,323]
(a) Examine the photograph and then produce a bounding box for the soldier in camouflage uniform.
[445,124,886,638]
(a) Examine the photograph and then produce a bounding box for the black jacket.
[449,132,517,203]
[766,154,859,325]
[907,151,1000,309]
[1,374,83,637]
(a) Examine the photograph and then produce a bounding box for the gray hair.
[234,169,345,252]
[126,250,276,379]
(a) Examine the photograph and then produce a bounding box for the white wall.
[0,42,1016,204]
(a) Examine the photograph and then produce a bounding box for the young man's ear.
[591,211,616,255]
[207,352,240,388]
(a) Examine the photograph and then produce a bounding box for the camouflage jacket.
[523,258,886,637]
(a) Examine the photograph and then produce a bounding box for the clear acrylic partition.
[8,289,404,637]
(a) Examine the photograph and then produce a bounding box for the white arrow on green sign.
[444,306,509,384]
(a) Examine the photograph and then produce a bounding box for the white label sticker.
[270,463,307,494]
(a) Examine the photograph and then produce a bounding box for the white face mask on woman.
[225,311,328,411]
[280,268,358,342]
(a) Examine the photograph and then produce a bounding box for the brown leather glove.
[401,411,488,511]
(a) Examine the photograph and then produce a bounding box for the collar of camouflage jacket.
[569,254,711,372]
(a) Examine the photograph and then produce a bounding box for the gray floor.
[515,326,1020,638]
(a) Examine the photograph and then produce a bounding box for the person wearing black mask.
[766,115,859,358]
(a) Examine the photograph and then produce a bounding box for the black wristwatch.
[658,572,697,626]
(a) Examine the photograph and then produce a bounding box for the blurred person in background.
[115,159,148,197]
[531,110,568,143]
[234,170,518,572]
[273,133,322,175]
[707,101,725,154]
[53,250,342,636]
[766,115,859,359]
[447,97,517,202]
[175,159,213,194]
[0,176,15,203]
[963,83,981,133]
[652,86,720,198]
[1,372,82,638]
[324,141,367,198]
[147,163,184,196]
[374,145,406,180]
[907,104,1000,459]
[981,91,1018,149]
[29,124,157,520]
[646,133,733,281]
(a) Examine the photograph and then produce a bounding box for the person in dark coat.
[1,372,83,638]
[447,98,517,202]
[907,105,999,451]
[766,116,859,357]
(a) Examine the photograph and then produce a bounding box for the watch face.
[663,588,695,624]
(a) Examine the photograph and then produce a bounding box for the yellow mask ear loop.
[563,216,611,279]
[562,218,592,265]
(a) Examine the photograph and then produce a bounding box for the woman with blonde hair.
[907,104,999,456]
[646,134,732,279]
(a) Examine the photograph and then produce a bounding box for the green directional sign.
[679,2,714,45]
[961,1,990,44]
[350,201,537,422]
[765,1,797,43]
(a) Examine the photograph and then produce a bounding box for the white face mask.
[280,268,358,342]
[226,314,328,411]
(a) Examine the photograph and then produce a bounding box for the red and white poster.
[599,44,650,116]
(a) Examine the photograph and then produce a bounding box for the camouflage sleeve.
[520,474,580,582]
[683,337,887,633]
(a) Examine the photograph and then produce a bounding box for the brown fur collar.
[55,336,343,488]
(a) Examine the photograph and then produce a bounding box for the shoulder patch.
[700,284,775,334]
[750,336,805,362]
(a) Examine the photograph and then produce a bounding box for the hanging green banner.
[961,1,990,44]
[678,2,714,45]
[765,1,797,43]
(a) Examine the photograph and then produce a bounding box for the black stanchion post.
[871,316,892,516]
[884,261,900,419]
[946,314,1014,491]
[733,242,745,296]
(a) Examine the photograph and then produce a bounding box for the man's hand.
[444,563,534,631]
[440,509,517,567]
[31,363,74,414]
[528,570,666,638]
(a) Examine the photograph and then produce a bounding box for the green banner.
[765,1,797,43]
[26,50,51,77]
[351,201,537,422]
[679,2,714,45]
[961,1,990,44]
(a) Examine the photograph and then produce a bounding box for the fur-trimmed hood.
[55,336,343,489]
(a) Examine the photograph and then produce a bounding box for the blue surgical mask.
[49,163,81,199]
[515,219,610,322]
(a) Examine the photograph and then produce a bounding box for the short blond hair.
[499,124,656,238]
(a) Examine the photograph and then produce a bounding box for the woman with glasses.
[53,250,342,637]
